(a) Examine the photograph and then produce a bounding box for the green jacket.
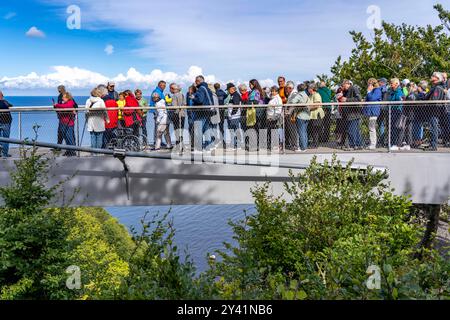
[318,87,332,110]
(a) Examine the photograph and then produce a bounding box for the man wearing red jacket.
[103,94,118,148]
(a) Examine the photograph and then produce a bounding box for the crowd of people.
[1,71,450,158]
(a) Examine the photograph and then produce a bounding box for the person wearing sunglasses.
[107,81,119,101]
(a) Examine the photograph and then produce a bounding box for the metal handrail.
[0,100,449,112]
[0,137,388,174]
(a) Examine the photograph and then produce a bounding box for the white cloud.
[0,65,223,91]
[4,12,16,20]
[25,26,46,38]
[0,65,279,94]
[104,44,114,55]
[39,0,441,80]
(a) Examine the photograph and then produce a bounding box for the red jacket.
[123,94,142,127]
[54,99,76,126]
[105,99,118,129]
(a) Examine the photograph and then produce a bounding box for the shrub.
[210,156,450,300]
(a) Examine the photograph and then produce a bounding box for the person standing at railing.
[0,91,12,158]
[214,83,227,149]
[266,86,283,152]
[411,81,428,148]
[239,84,251,150]
[284,81,300,151]
[149,81,167,148]
[123,90,142,138]
[192,75,215,152]
[135,89,149,146]
[85,87,110,150]
[207,83,221,150]
[334,85,346,148]
[425,72,447,151]
[318,81,332,144]
[307,83,325,149]
[106,82,119,101]
[440,72,450,147]
[376,78,390,148]
[187,85,197,151]
[364,78,382,150]
[102,93,118,149]
[403,82,419,150]
[294,84,310,152]
[168,83,186,150]
[249,79,266,151]
[388,78,405,151]
[225,83,243,150]
[153,92,172,151]
[339,80,363,150]
[53,92,77,156]
[116,92,126,128]
[277,76,288,104]
[55,85,67,147]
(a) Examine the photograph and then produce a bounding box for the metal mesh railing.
[0,101,449,157]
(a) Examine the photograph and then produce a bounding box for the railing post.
[76,110,80,157]
[18,111,22,141]
[282,105,286,154]
[388,105,392,153]
[18,111,23,153]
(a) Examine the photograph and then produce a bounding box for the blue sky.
[0,0,444,95]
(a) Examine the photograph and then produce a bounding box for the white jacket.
[155,99,168,125]
[267,94,283,120]
[85,96,109,132]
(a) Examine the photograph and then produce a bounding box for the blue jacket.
[216,89,227,106]
[193,82,214,106]
[149,87,165,111]
[364,87,382,117]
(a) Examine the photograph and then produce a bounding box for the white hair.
[390,78,400,86]
[286,81,295,89]
[238,83,248,91]
[170,83,181,91]
[96,84,108,97]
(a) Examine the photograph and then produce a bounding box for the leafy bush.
[0,146,208,300]
[210,156,450,300]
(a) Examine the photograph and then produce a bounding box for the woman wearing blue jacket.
[364,78,382,150]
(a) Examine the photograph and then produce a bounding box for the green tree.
[329,4,450,91]
[0,145,208,300]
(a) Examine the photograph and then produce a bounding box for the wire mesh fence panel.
[2,101,450,158]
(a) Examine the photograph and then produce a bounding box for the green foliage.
[118,211,211,300]
[210,156,450,300]
[0,147,74,299]
[330,4,450,91]
[0,146,215,300]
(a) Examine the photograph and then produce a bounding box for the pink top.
[54,99,76,126]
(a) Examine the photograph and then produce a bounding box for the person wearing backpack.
[85,87,110,150]
[192,75,215,151]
